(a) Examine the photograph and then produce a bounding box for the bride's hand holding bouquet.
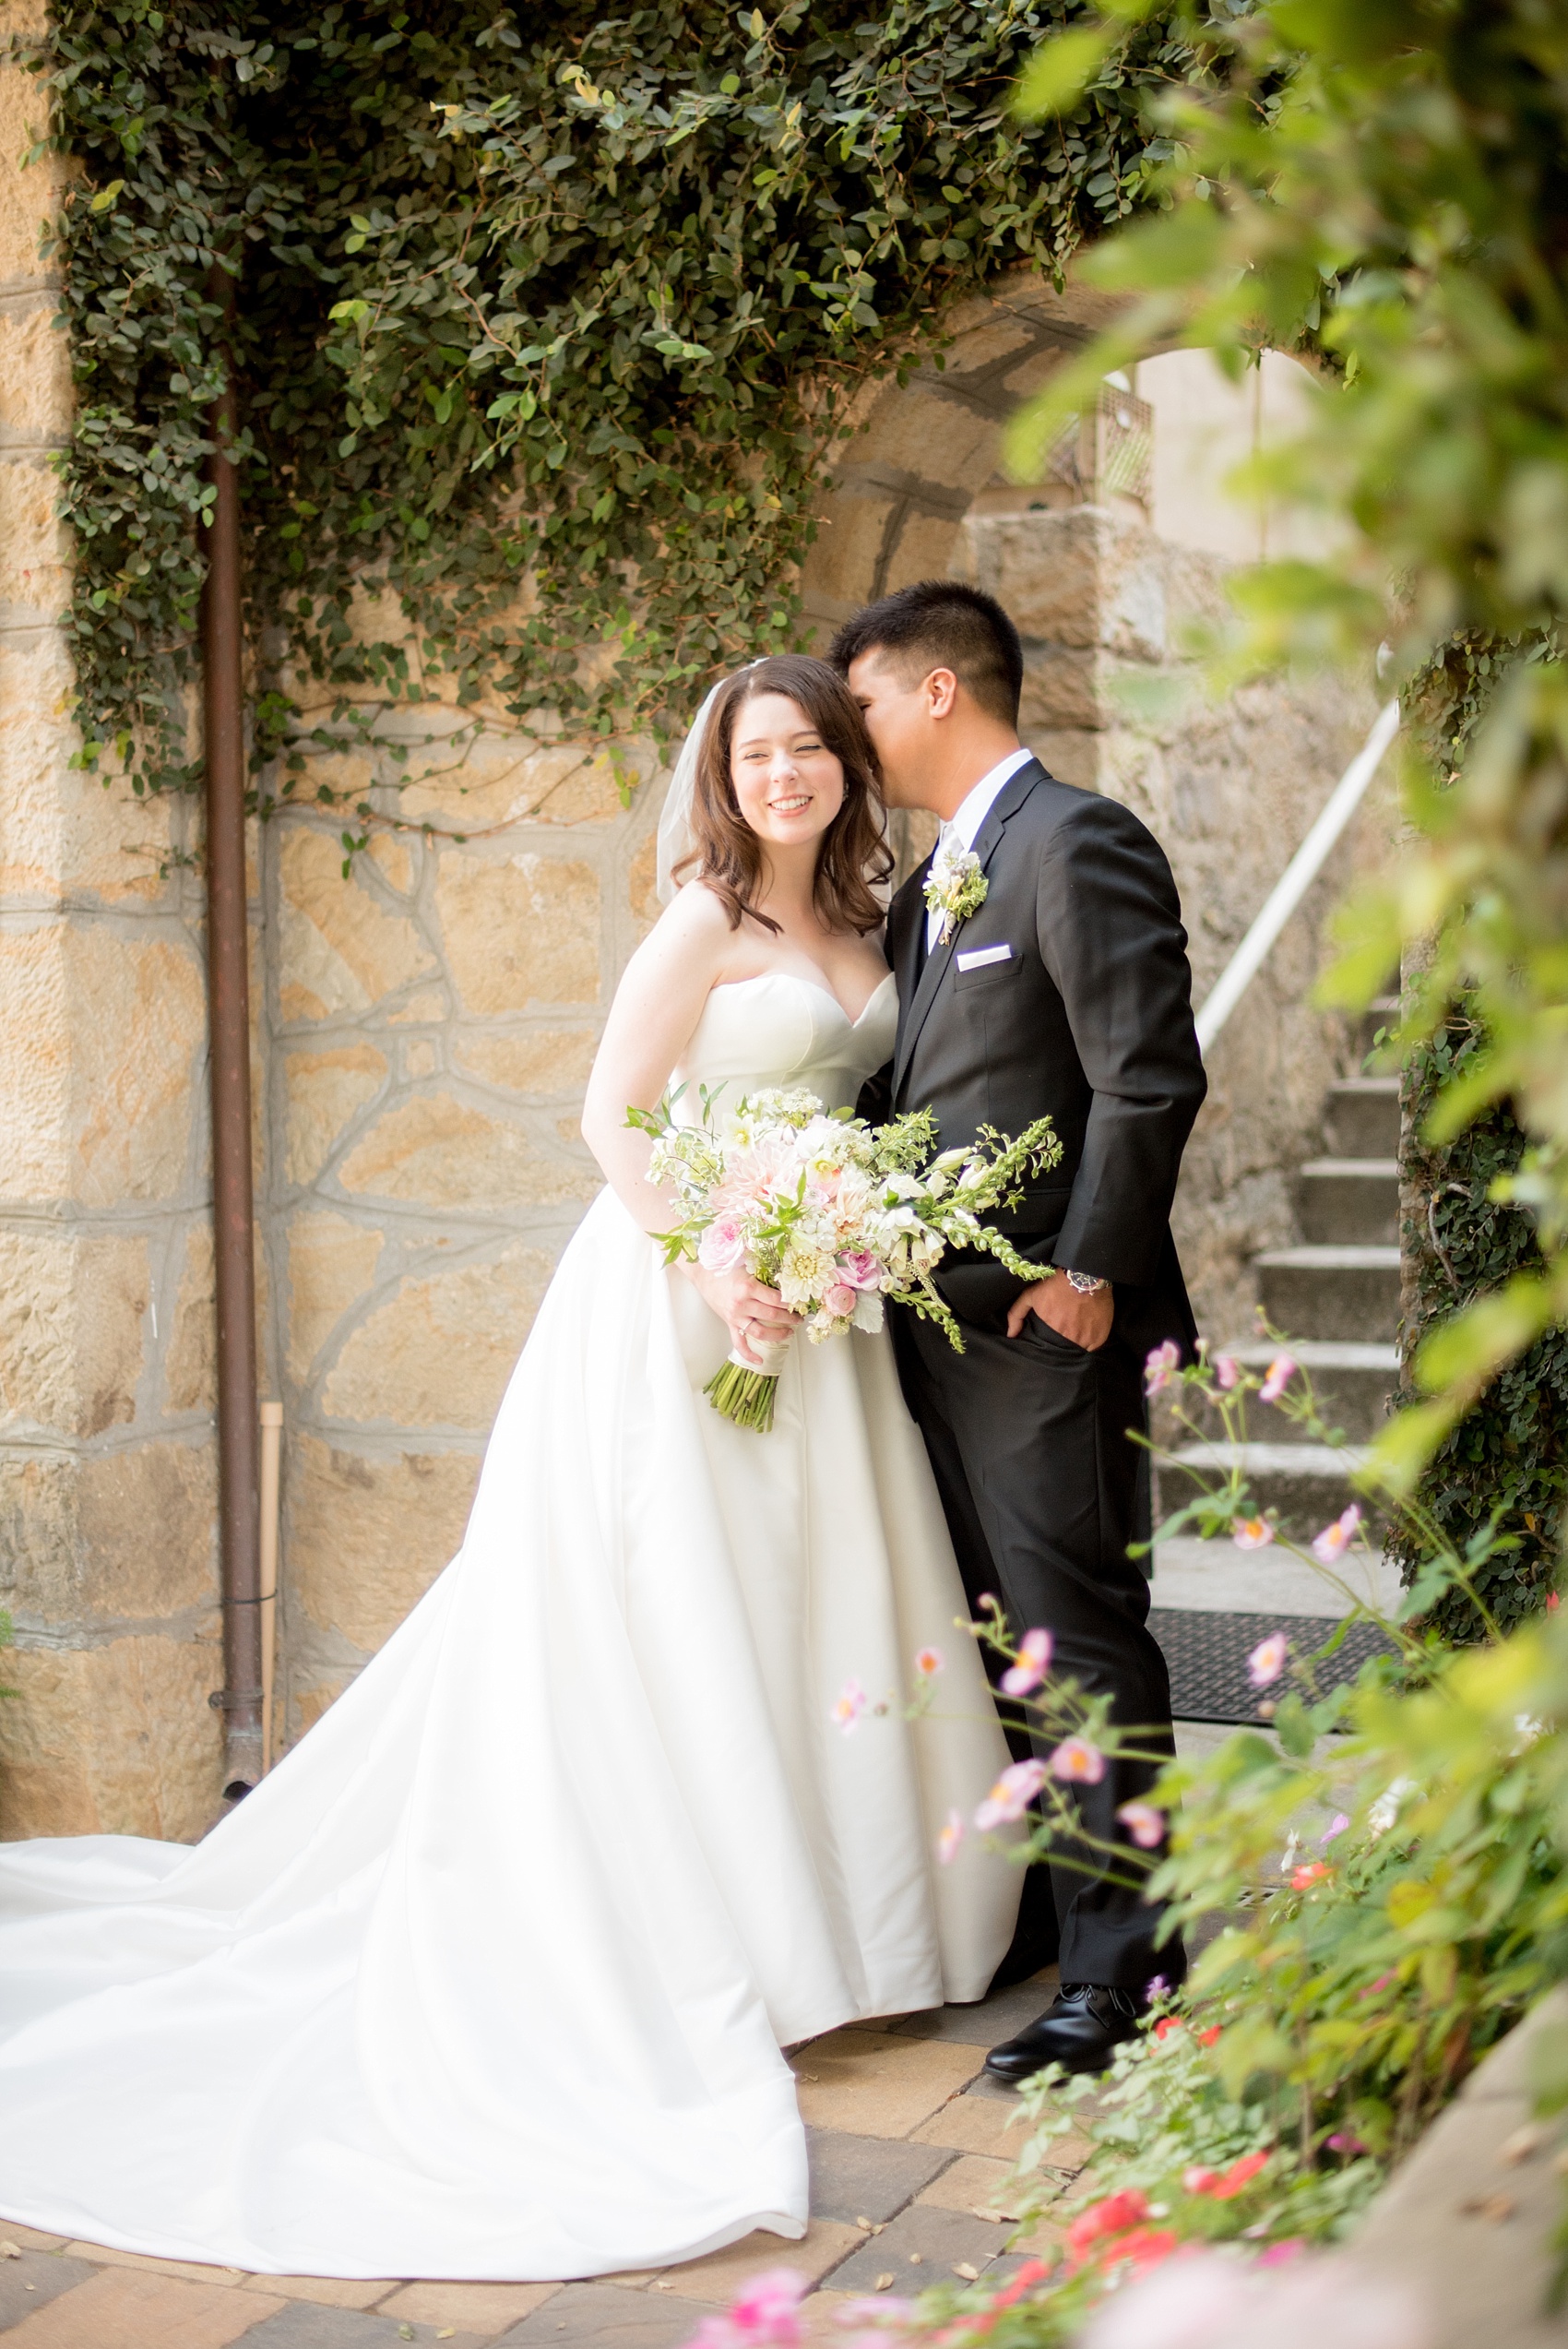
[629,1086,1063,1431]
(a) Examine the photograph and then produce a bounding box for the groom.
[832,582,1207,2080]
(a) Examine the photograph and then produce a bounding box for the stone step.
[1158,1439,1374,1542]
[1210,1339,1398,1444]
[1299,1157,1399,1245]
[1256,1244,1402,1343]
[1324,1075,1400,1158]
[1153,1532,1403,1617]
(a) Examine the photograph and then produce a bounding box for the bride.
[0,655,1019,2283]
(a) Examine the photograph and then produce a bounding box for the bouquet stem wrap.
[705,1334,794,1434]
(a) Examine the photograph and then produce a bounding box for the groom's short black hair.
[828,581,1024,726]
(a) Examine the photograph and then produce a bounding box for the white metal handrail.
[1194,698,1400,1057]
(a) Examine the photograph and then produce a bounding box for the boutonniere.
[923,838,988,945]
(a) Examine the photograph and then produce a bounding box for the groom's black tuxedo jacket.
[864,757,1207,1362]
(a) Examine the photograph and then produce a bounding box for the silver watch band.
[1063,1268,1108,1296]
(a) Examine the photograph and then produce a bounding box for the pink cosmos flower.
[1215,1353,1241,1390]
[692,2267,808,2349]
[914,1645,944,1677]
[1117,1799,1166,1850]
[1248,1630,1288,1688]
[838,1251,882,1291]
[1051,1735,1106,1784]
[1232,1516,1276,1551]
[1001,1626,1053,1696]
[1079,2247,1431,2349]
[1320,1811,1350,1846]
[1259,1353,1297,1403]
[831,1680,868,1735]
[975,1758,1048,1830]
[824,1282,858,1320]
[698,1216,747,1275]
[1313,1503,1361,1564]
[1145,1340,1182,1396]
[937,1808,964,1865]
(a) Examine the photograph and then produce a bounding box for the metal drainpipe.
[202,328,264,1800]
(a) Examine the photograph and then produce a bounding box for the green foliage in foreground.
[1000,0,1568,1520]
[21,0,1194,805]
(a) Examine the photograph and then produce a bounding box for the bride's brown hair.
[678,654,893,935]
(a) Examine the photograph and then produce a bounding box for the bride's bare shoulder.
[647,876,736,959]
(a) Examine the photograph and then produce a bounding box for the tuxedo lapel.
[892,760,1045,1103]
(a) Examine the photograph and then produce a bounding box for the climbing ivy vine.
[23,0,1192,805]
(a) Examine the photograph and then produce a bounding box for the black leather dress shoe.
[983,1983,1144,2081]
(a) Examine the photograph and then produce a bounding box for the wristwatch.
[1062,1268,1108,1296]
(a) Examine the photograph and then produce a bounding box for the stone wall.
[0,13,223,1837]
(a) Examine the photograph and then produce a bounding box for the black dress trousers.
[893,1303,1183,1993]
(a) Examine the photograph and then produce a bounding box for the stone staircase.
[1165,1004,1402,1540]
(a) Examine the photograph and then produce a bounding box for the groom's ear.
[923,667,960,722]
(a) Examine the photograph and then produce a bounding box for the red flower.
[1153,2017,1183,2041]
[1064,2188,1150,2267]
[1198,2025,1222,2045]
[1100,2225,1181,2274]
[1210,2151,1269,2200]
[1290,1861,1330,1890]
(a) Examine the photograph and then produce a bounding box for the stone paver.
[825,2203,1016,2295]
[241,2278,401,2310]
[804,2128,952,2223]
[243,2304,478,2346]
[379,2282,562,2334]
[0,2232,67,2256]
[909,2083,1036,2160]
[914,2154,1029,2221]
[65,2240,249,2288]
[648,2222,861,2306]
[892,1971,1060,2048]
[790,2031,985,2137]
[493,2285,702,2347]
[0,2249,100,2327]
[0,2264,284,2346]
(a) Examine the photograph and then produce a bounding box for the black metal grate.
[1150,1608,1398,1726]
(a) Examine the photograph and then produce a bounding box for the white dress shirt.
[924,746,1036,953]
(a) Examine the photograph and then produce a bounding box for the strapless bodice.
[677,971,897,1117]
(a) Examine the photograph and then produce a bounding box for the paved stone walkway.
[0,1972,1087,2349]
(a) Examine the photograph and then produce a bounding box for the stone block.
[852,385,1001,492]
[820,2201,1009,2295]
[0,1632,223,1842]
[1,2265,281,2347]
[883,509,968,597]
[805,2128,952,2224]
[400,734,624,829]
[286,1212,385,1383]
[0,1436,216,1627]
[320,1242,555,1431]
[627,833,659,936]
[0,1227,147,1437]
[283,1043,388,1187]
[1018,648,1103,733]
[336,1093,600,1214]
[379,2281,560,2331]
[916,2152,1043,2221]
[790,2029,984,2138]
[0,923,205,1207]
[0,291,70,445]
[365,831,413,893]
[802,489,898,612]
[385,988,448,1026]
[287,1433,478,1653]
[0,2250,101,2328]
[455,1029,599,1099]
[434,850,600,1014]
[496,2283,700,2347]
[0,450,68,617]
[278,826,436,1019]
[0,37,60,288]
[909,2085,1035,2160]
[654,2221,861,2305]
[238,2280,398,2312]
[163,1222,215,1415]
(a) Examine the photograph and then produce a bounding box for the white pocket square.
[955,943,1015,972]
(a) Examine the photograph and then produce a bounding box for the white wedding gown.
[0,972,1018,2281]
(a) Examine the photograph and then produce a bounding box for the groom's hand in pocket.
[683,1264,799,1365]
[1006,1275,1113,1352]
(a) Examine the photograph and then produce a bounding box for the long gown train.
[0,972,1018,2279]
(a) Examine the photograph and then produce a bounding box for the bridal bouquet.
[629,1088,1062,1432]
